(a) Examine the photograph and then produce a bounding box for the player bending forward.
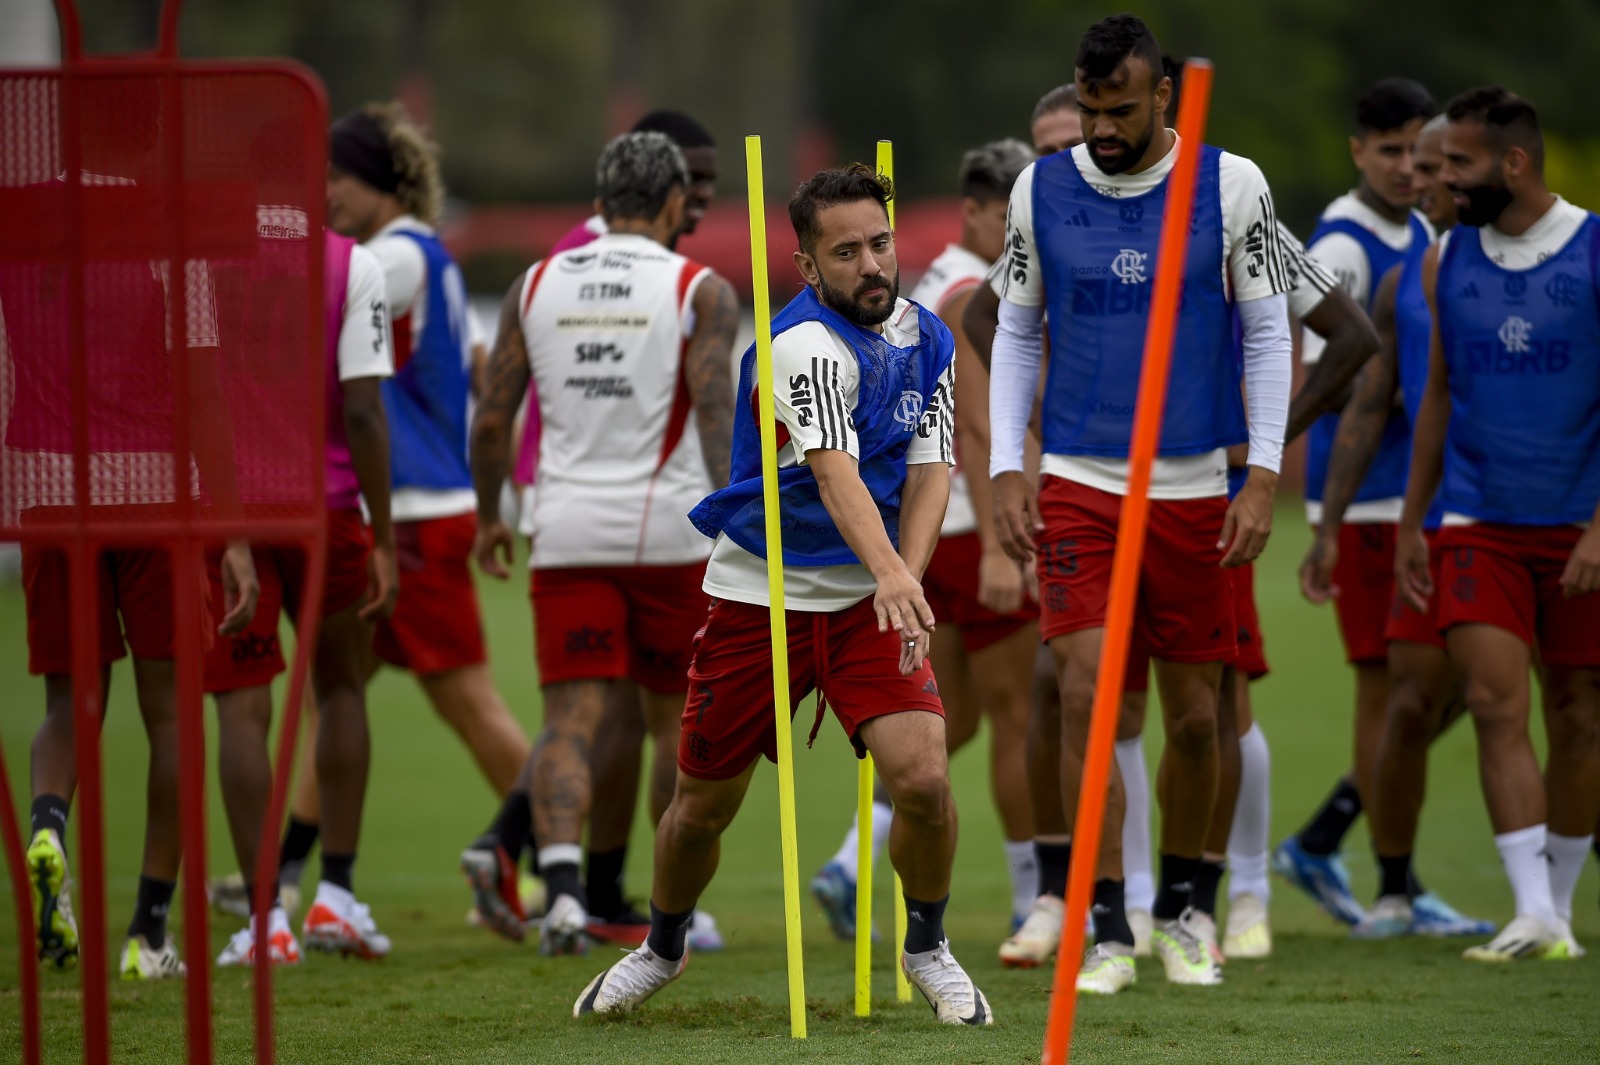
[576,164,992,1025]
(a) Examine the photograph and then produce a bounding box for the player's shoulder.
[1215,149,1270,191]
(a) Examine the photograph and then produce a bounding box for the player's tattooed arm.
[1286,286,1380,443]
[469,275,533,579]
[1396,244,1449,612]
[685,274,739,488]
[1300,267,1402,604]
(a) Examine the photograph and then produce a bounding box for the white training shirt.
[1280,222,1341,321]
[702,298,956,611]
[1438,196,1591,528]
[340,243,394,381]
[366,214,480,521]
[1301,192,1434,364]
[518,232,716,568]
[989,136,1293,498]
[908,243,988,537]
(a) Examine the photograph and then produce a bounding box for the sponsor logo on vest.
[1119,202,1144,225]
[368,300,386,352]
[564,625,614,653]
[788,374,814,427]
[1504,275,1527,299]
[575,341,624,364]
[1005,227,1032,289]
[1244,220,1268,279]
[895,390,924,430]
[1545,273,1582,308]
[555,314,650,329]
[1498,315,1533,353]
[558,251,598,273]
[1064,209,1091,227]
[578,282,632,300]
[563,375,635,398]
[1111,249,1148,285]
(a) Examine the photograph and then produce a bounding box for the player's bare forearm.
[1319,332,1399,537]
[341,376,393,545]
[686,275,739,488]
[809,449,909,582]
[1400,249,1448,533]
[470,342,489,401]
[472,280,533,523]
[1286,287,1379,444]
[961,283,1001,372]
[186,345,243,517]
[898,462,950,580]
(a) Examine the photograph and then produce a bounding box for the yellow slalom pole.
[876,137,913,1007]
[747,134,807,1039]
[854,758,873,1016]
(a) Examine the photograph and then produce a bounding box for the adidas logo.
[1065,209,1091,227]
[1457,281,1480,299]
[922,678,940,696]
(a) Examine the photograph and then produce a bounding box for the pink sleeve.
[548,219,601,256]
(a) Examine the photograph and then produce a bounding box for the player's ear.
[659,186,686,236]
[1503,145,1529,183]
[592,196,604,218]
[1154,76,1172,125]
[1348,134,1363,167]
[793,249,819,288]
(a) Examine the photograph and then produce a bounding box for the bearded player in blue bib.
[576,165,994,1026]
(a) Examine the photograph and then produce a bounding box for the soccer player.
[512,110,721,945]
[576,163,993,1025]
[207,224,398,965]
[4,76,260,979]
[1301,115,1494,939]
[990,14,1292,993]
[1275,79,1447,926]
[462,131,737,954]
[810,138,1039,939]
[1395,86,1600,960]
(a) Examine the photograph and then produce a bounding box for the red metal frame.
[0,3,331,1063]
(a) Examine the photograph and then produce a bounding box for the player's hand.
[361,539,400,621]
[994,471,1043,563]
[1560,524,1600,597]
[1394,524,1433,613]
[473,517,516,580]
[217,539,260,635]
[977,544,1026,614]
[1219,468,1276,568]
[873,563,935,668]
[1299,529,1340,605]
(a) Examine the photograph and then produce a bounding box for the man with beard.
[1301,115,1495,940]
[464,132,738,955]
[507,110,723,949]
[1395,87,1600,961]
[576,164,992,1025]
[1275,80,1466,931]
[990,14,1292,993]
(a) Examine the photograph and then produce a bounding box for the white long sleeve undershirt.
[988,293,1291,482]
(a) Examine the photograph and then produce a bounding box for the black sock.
[279,816,319,884]
[646,901,695,961]
[542,860,583,907]
[486,789,532,858]
[1153,854,1201,920]
[1191,859,1226,919]
[1406,865,1427,899]
[525,838,541,878]
[586,847,628,920]
[321,852,355,893]
[30,794,69,845]
[1378,853,1414,899]
[1297,780,1362,857]
[127,876,176,949]
[903,893,949,955]
[1036,841,1071,899]
[1091,878,1134,947]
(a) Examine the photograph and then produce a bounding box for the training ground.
[2,502,1597,1063]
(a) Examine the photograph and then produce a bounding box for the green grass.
[2,507,1598,1063]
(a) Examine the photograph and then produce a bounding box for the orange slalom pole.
[1040,58,1214,1065]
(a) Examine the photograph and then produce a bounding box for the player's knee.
[1165,703,1218,760]
[667,787,740,843]
[1385,678,1436,742]
[885,766,953,828]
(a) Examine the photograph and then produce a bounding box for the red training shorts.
[678,596,945,780]
[202,508,372,694]
[921,531,1035,654]
[1035,476,1236,664]
[531,561,709,694]
[21,507,209,675]
[1385,529,1445,649]
[1231,561,1270,680]
[1436,522,1600,668]
[373,513,487,675]
[1330,522,1396,666]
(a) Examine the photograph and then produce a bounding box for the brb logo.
[1111,248,1148,285]
[1498,315,1533,354]
[894,390,923,430]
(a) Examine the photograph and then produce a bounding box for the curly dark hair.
[788,163,894,256]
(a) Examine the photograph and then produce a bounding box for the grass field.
[2,508,1598,1063]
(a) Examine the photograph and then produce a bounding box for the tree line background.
[63,0,1600,250]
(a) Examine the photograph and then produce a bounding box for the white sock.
[1227,724,1272,901]
[1116,735,1155,912]
[1545,832,1593,924]
[1004,839,1036,920]
[831,802,893,880]
[1495,825,1557,923]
